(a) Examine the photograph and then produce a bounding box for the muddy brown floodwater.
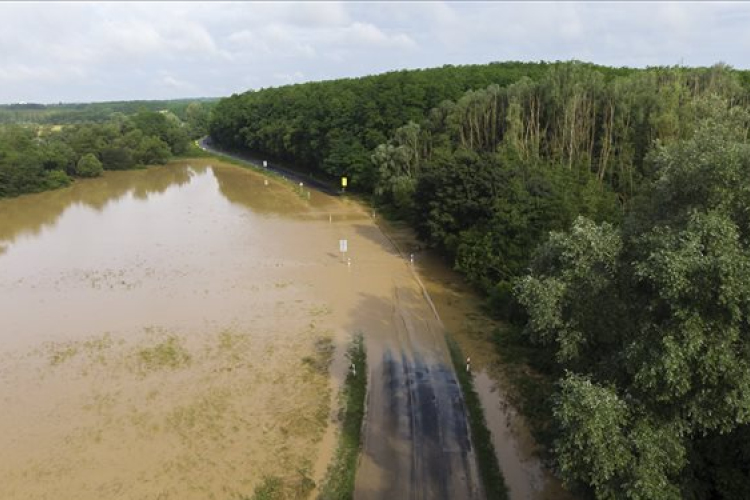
[0,160,372,499]
[0,158,568,500]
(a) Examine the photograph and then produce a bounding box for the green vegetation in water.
[48,343,79,366]
[243,336,337,500]
[247,471,316,500]
[302,337,335,376]
[446,335,508,500]
[250,476,285,500]
[317,334,367,500]
[44,333,117,367]
[135,336,191,372]
[292,336,334,439]
[165,389,232,442]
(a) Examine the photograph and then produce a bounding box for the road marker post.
[339,238,348,263]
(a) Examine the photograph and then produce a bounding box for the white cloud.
[0,1,748,103]
[159,74,196,91]
[0,63,85,85]
[272,71,305,85]
[341,22,417,49]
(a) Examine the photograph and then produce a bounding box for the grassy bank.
[317,334,367,500]
[446,335,508,500]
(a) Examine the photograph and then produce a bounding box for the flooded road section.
[0,159,385,499]
[352,270,482,499]
[379,222,572,500]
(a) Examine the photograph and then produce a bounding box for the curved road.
[198,139,485,499]
[197,138,340,195]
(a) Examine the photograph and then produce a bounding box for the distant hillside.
[0,98,219,125]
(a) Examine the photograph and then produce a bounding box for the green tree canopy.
[74,153,103,178]
[515,97,750,498]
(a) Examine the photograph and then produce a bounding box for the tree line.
[209,61,749,307]
[0,109,200,198]
[517,98,750,499]
[0,98,215,127]
[209,60,750,498]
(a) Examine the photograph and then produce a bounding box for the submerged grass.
[248,470,316,500]
[302,337,335,376]
[446,335,509,500]
[250,476,285,500]
[135,336,191,372]
[317,334,367,500]
[244,336,363,500]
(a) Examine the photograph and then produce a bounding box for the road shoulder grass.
[446,335,509,500]
[317,334,367,500]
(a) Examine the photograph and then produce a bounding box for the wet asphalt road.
[197,138,340,195]
[354,284,484,500]
[199,139,484,499]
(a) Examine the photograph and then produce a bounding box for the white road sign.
[339,239,348,253]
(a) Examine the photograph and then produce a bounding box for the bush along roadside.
[318,334,367,500]
[446,335,508,500]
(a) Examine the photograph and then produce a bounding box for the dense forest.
[0,102,212,198]
[209,60,750,498]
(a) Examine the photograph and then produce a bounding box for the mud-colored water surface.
[1,157,568,500]
[0,160,376,499]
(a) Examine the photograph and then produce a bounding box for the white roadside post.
[263,160,268,168]
[339,238,348,263]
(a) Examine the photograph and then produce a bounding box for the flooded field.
[0,160,376,499]
[0,158,567,500]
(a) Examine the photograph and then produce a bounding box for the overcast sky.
[1,1,748,104]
